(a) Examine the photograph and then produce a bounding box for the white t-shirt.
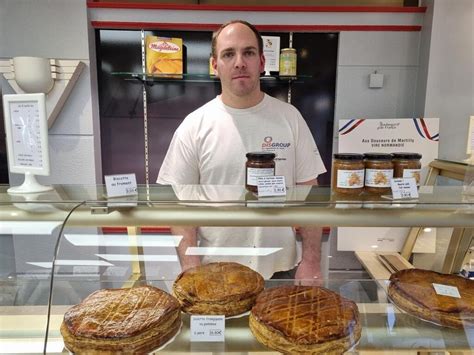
[157,94,326,278]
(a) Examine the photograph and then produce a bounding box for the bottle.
[245,152,276,194]
[364,153,394,195]
[279,48,297,76]
[332,153,365,195]
[392,152,422,186]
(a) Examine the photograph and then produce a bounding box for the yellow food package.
[146,36,183,76]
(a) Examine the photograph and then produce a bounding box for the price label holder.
[390,178,419,200]
[432,283,461,298]
[104,174,138,202]
[190,315,225,342]
[257,176,287,197]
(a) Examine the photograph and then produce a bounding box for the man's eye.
[222,52,233,58]
[245,50,256,56]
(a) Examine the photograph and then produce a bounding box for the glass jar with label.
[332,153,365,195]
[279,48,297,76]
[246,152,276,194]
[364,153,394,195]
[392,152,422,186]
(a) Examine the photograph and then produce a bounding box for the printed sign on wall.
[337,118,439,252]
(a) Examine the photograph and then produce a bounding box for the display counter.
[0,183,473,353]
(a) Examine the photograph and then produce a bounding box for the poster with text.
[337,118,439,252]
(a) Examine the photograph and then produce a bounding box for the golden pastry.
[388,268,474,328]
[61,285,181,353]
[250,285,361,354]
[173,262,264,316]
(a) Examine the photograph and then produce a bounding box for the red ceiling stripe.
[90,21,422,32]
[87,1,426,13]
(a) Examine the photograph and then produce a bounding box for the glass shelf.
[111,72,312,84]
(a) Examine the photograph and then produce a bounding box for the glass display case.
[0,183,473,353]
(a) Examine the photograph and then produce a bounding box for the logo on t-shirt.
[261,136,291,150]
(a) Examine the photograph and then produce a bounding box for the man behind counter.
[157,20,326,281]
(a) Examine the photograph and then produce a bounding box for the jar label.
[336,169,364,188]
[365,169,393,187]
[247,168,275,186]
[279,53,296,76]
[403,169,421,186]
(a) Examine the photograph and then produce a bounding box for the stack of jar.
[332,152,422,195]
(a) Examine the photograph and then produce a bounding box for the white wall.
[0,0,97,185]
[417,0,474,162]
[335,31,420,122]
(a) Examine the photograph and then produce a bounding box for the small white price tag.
[432,283,461,298]
[190,315,225,342]
[104,174,138,198]
[257,176,286,197]
[390,178,418,200]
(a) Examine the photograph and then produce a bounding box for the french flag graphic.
[412,118,439,141]
[339,118,365,135]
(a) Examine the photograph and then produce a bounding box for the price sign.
[390,178,418,200]
[432,283,461,298]
[257,176,286,197]
[105,174,138,198]
[190,315,225,342]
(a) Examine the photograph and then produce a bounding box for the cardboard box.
[146,36,183,76]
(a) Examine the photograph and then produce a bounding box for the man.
[157,20,326,281]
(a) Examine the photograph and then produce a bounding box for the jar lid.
[364,153,393,160]
[392,152,422,160]
[334,153,364,160]
[281,48,296,52]
[246,151,276,160]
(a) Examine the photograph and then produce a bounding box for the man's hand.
[295,179,324,286]
[295,259,322,286]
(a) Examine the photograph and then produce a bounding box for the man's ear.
[211,56,218,76]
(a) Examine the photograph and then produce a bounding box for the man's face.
[212,23,265,102]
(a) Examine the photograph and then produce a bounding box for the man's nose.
[234,53,246,69]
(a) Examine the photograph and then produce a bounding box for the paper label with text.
[337,169,364,188]
[257,176,286,197]
[105,174,138,198]
[190,315,225,342]
[432,283,461,298]
[390,178,418,199]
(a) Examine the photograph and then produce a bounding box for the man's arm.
[295,178,324,283]
[170,226,201,271]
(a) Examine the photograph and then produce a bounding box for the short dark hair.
[211,20,263,59]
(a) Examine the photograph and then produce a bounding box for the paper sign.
[257,176,286,197]
[390,178,419,199]
[432,283,461,298]
[104,174,138,198]
[190,315,225,342]
[262,36,280,73]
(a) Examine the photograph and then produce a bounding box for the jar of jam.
[364,153,394,195]
[279,48,297,76]
[392,152,422,186]
[332,153,365,195]
[246,152,276,193]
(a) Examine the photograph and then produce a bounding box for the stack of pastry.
[250,285,361,354]
[61,285,181,353]
[388,268,474,328]
[173,262,264,316]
